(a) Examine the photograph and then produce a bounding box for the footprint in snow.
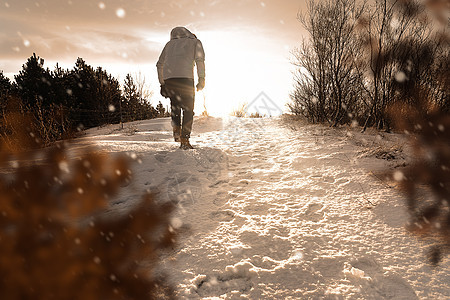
[239,231,292,262]
[344,257,418,300]
[154,152,169,163]
[165,175,202,205]
[312,256,346,279]
[322,176,335,184]
[210,210,235,222]
[208,179,229,188]
[193,261,255,298]
[304,203,325,222]
[237,179,250,186]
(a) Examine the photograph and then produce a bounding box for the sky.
[0,0,307,116]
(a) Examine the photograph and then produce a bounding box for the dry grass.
[231,103,247,118]
[360,144,405,161]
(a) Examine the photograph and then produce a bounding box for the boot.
[180,137,194,150]
[173,126,181,142]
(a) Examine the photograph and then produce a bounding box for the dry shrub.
[390,104,450,265]
[31,102,73,146]
[231,103,248,118]
[0,120,175,299]
[249,112,264,118]
[1,98,74,150]
[1,112,41,152]
[361,144,404,161]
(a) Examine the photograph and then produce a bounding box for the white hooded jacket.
[156,27,205,84]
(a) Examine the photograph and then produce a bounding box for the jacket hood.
[170,27,196,40]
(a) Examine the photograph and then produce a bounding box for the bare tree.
[357,0,431,131]
[290,39,330,123]
[322,0,365,126]
[134,71,153,103]
[290,0,365,125]
[290,0,447,130]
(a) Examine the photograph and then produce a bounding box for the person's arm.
[156,45,167,85]
[195,40,206,90]
[157,45,170,98]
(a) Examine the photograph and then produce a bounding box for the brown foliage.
[1,97,75,150]
[390,104,450,265]
[0,128,175,298]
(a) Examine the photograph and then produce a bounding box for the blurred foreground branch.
[0,118,175,299]
[390,106,450,265]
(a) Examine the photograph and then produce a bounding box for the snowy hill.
[81,116,449,299]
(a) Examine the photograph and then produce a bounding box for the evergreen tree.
[51,63,71,107]
[67,58,99,128]
[14,53,55,109]
[95,67,122,124]
[71,58,96,109]
[0,71,11,96]
[0,71,12,121]
[156,101,166,117]
[3,55,159,143]
[0,71,11,107]
[142,100,158,120]
[123,74,140,122]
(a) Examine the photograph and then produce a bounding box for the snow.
[81,115,449,299]
[115,8,126,18]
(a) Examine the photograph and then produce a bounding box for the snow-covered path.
[83,116,449,299]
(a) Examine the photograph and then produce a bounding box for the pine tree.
[51,63,71,107]
[67,58,100,128]
[123,74,140,122]
[14,53,55,109]
[156,101,165,117]
[0,71,11,110]
[95,67,122,125]
[0,71,11,96]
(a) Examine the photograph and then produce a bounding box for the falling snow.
[58,161,69,173]
[395,71,407,83]
[393,170,404,181]
[115,8,126,18]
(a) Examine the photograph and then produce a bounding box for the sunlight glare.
[192,29,292,117]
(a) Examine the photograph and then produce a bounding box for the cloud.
[0,0,306,76]
[59,30,162,62]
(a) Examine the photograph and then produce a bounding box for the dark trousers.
[164,78,195,139]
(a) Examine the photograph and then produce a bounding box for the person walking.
[157,26,206,150]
